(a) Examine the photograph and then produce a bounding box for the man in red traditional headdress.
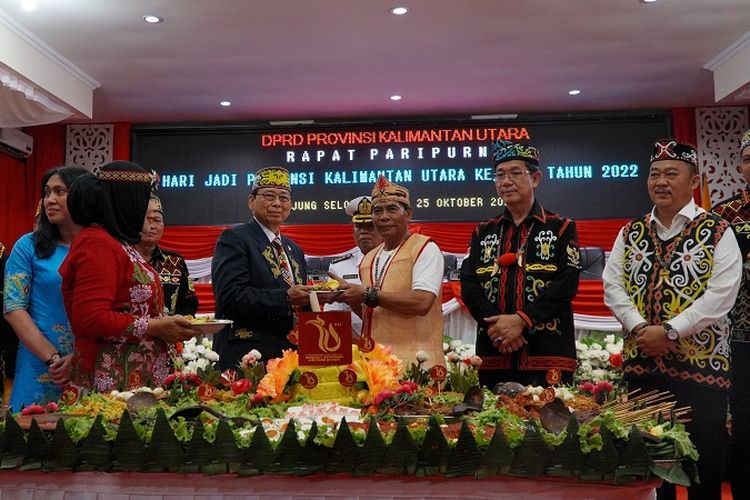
[333,176,444,366]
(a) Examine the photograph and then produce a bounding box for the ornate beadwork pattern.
[65,124,114,174]
[696,107,749,206]
[620,214,731,389]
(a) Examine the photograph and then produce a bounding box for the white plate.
[189,319,233,335]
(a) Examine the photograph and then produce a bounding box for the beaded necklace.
[646,214,691,288]
[373,240,406,289]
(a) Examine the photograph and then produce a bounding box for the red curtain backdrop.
[671,107,703,205]
[0,154,30,250]
[160,218,628,260]
[0,123,130,250]
[113,122,131,160]
[0,124,66,249]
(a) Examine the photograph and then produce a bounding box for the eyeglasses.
[493,169,530,181]
[256,192,291,204]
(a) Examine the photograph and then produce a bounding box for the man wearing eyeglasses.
[324,195,383,338]
[460,140,582,390]
[212,167,311,369]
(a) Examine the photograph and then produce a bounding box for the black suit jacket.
[211,220,307,370]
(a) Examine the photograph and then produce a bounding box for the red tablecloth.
[0,470,659,499]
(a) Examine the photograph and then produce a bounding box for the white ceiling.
[1,0,750,124]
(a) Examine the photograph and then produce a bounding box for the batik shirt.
[148,245,199,316]
[60,226,168,394]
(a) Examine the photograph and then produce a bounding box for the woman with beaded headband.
[3,166,88,411]
[60,161,199,394]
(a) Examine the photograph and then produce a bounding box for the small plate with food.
[185,316,233,335]
[309,279,343,310]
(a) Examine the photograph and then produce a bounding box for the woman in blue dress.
[3,166,88,411]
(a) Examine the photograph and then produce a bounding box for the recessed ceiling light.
[220,101,231,107]
[568,89,582,96]
[640,0,657,3]
[390,6,409,15]
[390,95,402,101]
[21,0,37,12]
[471,114,519,120]
[142,15,163,24]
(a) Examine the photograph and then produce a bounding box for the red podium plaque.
[298,311,352,365]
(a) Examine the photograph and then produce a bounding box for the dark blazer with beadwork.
[211,219,306,370]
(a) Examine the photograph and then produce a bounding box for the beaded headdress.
[741,129,750,152]
[650,139,698,167]
[251,167,291,193]
[491,140,540,169]
[371,176,410,208]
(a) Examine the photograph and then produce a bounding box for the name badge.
[343,274,358,279]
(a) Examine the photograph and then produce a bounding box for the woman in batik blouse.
[3,166,88,411]
[60,161,199,394]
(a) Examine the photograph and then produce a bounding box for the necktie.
[273,237,294,286]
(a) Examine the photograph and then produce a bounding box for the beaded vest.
[620,212,731,390]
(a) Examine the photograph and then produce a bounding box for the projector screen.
[132,113,669,225]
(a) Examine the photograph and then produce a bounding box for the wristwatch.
[44,351,61,367]
[363,287,379,308]
[663,322,680,341]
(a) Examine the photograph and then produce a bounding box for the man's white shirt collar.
[649,199,704,239]
[254,216,280,243]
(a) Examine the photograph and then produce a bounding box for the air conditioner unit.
[0,128,33,158]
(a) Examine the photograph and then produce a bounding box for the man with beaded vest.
[333,176,444,366]
[211,167,311,370]
[461,140,582,389]
[712,128,750,500]
[603,138,741,500]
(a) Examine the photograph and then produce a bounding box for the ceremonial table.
[0,470,658,499]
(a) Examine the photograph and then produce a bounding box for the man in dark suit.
[211,167,311,370]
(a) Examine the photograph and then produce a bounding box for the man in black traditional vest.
[713,128,750,500]
[461,140,582,389]
[603,139,742,500]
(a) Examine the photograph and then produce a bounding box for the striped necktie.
[273,237,294,286]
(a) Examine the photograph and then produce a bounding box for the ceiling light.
[220,101,231,107]
[390,7,409,15]
[21,0,37,11]
[568,89,582,96]
[269,120,315,126]
[471,114,518,120]
[390,95,402,101]
[142,15,163,24]
[640,0,658,3]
